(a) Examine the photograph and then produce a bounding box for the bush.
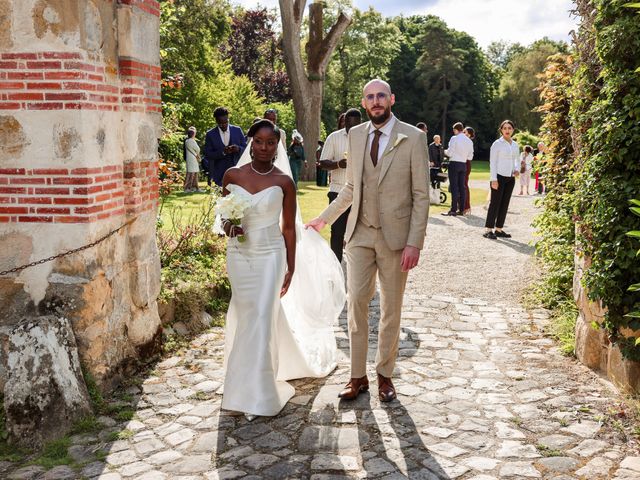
[159,131,185,170]
[158,191,230,329]
[513,130,541,151]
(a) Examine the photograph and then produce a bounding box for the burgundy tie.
[370,130,382,167]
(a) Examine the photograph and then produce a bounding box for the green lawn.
[470,160,490,181]
[159,179,488,240]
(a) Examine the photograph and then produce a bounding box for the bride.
[219,119,345,419]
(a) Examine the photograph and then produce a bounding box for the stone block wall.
[574,252,640,394]
[0,0,162,445]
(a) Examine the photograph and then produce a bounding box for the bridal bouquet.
[214,193,251,243]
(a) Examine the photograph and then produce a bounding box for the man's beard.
[366,105,391,124]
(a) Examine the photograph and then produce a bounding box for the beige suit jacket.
[319,119,430,251]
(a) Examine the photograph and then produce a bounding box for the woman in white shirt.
[519,145,534,196]
[484,120,519,240]
[184,127,201,192]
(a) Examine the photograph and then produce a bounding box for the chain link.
[0,218,135,277]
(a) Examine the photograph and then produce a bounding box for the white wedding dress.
[221,143,345,417]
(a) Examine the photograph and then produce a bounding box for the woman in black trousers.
[484,120,520,239]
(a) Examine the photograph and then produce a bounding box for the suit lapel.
[378,123,400,185]
[353,123,369,185]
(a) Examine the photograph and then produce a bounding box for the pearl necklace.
[250,162,275,176]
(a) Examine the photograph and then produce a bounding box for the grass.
[469,160,490,181]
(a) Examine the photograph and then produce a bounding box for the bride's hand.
[281,271,293,297]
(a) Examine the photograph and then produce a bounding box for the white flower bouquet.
[214,193,251,243]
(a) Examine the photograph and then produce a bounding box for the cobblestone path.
[5,194,640,479]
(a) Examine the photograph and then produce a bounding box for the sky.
[232,0,579,48]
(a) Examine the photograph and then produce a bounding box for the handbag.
[520,159,527,174]
[429,187,441,205]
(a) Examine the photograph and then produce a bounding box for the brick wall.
[0,53,160,113]
[0,164,159,223]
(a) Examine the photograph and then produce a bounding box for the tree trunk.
[279,0,351,181]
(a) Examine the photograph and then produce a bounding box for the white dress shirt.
[320,128,349,193]
[490,137,520,181]
[445,132,474,163]
[367,115,397,164]
[219,126,230,147]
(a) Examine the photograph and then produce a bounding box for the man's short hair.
[264,108,277,116]
[453,122,464,132]
[214,107,229,119]
[416,122,427,130]
[433,134,441,141]
[345,108,362,119]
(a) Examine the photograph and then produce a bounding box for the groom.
[307,79,430,402]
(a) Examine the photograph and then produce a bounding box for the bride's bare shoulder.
[272,168,296,190]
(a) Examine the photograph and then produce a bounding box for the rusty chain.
[0,218,135,277]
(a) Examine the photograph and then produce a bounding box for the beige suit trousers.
[346,221,408,378]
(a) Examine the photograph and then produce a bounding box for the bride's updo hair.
[247,119,281,141]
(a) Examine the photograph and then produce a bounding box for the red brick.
[46,92,86,101]
[75,205,103,214]
[54,215,92,223]
[18,197,51,204]
[0,168,26,174]
[72,186,102,195]
[0,206,28,214]
[27,102,64,110]
[34,187,69,195]
[18,215,53,222]
[41,52,82,60]
[54,197,94,205]
[101,182,120,191]
[0,82,25,90]
[0,196,11,203]
[45,71,86,80]
[9,177,46,185]
[53,177,95,185]
[31,168,68,175]
[0,61,18,69]
[2,53,38,60]
[37,207,70,214]
[0,186,26,194]
[26,82,61,90]
[8,92,43,101]
[26,61,62,69]
[0,216,9,222]
[0,102,21,110]
[102,165,121,173]
[7,72,43,80]
[95,193,111,203]
[87,74,104,82]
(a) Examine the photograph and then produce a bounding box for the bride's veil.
[236,139,345,376]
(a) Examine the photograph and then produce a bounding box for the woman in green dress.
[287,130,306,189]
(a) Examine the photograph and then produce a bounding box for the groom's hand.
[305,217,327,232]
[400,246,420,272]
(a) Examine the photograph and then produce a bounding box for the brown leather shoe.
[377,373,396,402]
[338,376,369,400]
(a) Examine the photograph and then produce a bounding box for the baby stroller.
[430,167,448,204]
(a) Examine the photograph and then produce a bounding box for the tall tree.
[323,6,401,127]
[485,40,525,71]
[222,8,291,102]
[493,38,568,133]
[279,0,351,179]
[416,18,467,140]
[387,15,434,126]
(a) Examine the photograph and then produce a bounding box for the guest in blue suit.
[203,107,247,187]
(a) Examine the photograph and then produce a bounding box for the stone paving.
[4,291,640,479]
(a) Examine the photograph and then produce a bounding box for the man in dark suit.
[203,107,246,187]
